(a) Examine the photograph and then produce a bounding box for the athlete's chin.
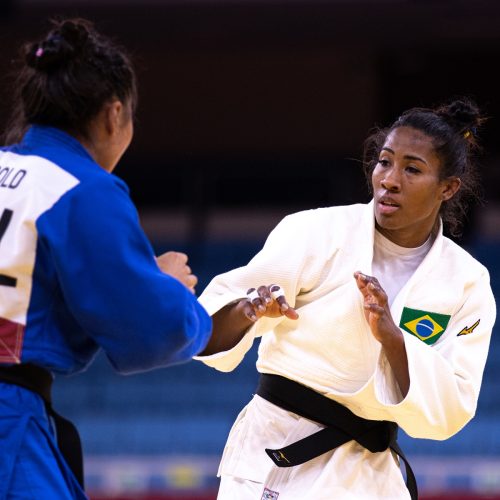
[374,211,402,230]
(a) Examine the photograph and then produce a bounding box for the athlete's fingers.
[246,287,260,303]
[354,272,386,300]
[369,277,384,294]
[186,273,198,289]
[354,271,368,281]
[258,285,273,305]
[367,281,388,306]
[354,272,375,301]
[246,287,265,312]
[276,295,299,320]
[270,285,299,320]
[269,284,284,300]
[272,285,287,310]
[353,271,370,290]
[364,302,385,317]
[158,250,188,264]
[283,306,299,320]
[175,251,189,264]
[367,280,382,292]
[244,284,299,320]
[354,271,378,286]
[241,298,258,322]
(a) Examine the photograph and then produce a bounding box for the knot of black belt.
[257,374,418,500]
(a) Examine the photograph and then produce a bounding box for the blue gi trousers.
[0,383,87,500]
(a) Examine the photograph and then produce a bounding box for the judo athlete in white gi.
[0,19,211,499]
[195,98,496,499]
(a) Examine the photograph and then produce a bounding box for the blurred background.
[1,0,500,499]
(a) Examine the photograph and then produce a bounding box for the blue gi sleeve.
[36,174,212,374]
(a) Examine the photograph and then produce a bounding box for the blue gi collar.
[21,125,95,163]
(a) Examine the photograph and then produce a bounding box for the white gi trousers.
[216,395,410,500]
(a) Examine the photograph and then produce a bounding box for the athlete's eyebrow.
[381,147,428,165]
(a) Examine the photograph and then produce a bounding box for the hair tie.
[463,126,478,139]
[35,47,44,58]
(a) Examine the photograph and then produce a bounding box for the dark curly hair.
[363,98,485,237]
[3,17,137,143]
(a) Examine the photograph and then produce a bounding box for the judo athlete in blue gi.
[0,18,212,499]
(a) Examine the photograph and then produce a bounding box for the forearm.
[381,331,410,397]
[199,300,254,355]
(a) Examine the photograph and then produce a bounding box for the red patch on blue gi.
[0,317,25,363]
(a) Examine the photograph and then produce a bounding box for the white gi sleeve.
[195,210,327,372]
[375,269,496,440]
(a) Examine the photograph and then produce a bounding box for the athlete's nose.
[380,166,401,192]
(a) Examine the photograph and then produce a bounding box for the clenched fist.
[156,251,198,293]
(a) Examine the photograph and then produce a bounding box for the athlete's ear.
[441,177,461,201]
[102,100,124,137]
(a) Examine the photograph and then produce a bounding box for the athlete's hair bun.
[25,19,91,72]
[436,98,482,140]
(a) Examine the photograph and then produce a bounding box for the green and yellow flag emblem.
[399,307,451,345]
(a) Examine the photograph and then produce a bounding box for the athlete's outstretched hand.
[200,284,298,356]
[156,251,198,293]
[353,272,400,343]
[241,284,299,322]
[353,271,409,396]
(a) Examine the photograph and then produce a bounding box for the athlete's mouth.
[378,195,400,207]
[377,195,401,214]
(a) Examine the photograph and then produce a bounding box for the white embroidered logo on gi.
[262,487,279,500]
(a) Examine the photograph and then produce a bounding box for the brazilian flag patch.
[399,307,451,345]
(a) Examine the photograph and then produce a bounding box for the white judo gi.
[196,202,496,500]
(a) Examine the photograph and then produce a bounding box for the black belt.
[0,363,84,489]
[257,374,418,500]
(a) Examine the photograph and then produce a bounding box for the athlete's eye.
[406,165,421,174]
[377,159,390,167]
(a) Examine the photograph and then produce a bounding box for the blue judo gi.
[0,126,212,499]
